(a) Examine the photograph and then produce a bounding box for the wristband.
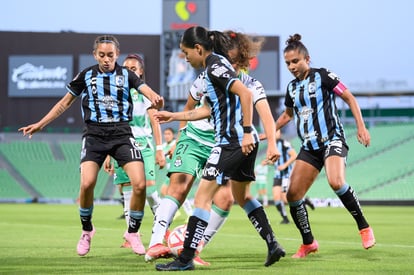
[156,145,163,151]
[243,126,253,133]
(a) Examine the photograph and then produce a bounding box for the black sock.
[248,206,277,250]
[276,202,287,218]
[338,186,369,230]
[276,203,283,218]
[80,215,93,231]
[128,216,142,233]
[180,216,208,264]
[290,201,313,244]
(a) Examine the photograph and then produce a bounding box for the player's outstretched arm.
[154,104,211,124]
[18,93,77,138]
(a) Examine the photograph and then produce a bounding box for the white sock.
[203,207,228,247]
[123,190,132,227]
[146,190,161,215]
[263,195,268,207]
[181,199,193,217]
[148,197,179,248]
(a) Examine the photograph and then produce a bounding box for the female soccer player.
[103,53,166,254]
[19,35,163,257]
[275,33,375,258]
[153,26,285,271]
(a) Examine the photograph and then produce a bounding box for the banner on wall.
[9,55,73,97]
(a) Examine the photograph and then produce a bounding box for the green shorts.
[114,144,155,185]
[167,129,212,178]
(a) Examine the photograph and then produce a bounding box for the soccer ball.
[167,224,187,256]
[167,224,204,257]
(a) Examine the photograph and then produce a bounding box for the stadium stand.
[0,137,111,201]
[0,123,413,204]
[0,169,30,199]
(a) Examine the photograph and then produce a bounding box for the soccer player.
[19,35,163,257]
[153,26,285,271]
[275,33,376,258]
[103,53,166,254]
[254,158,270,207]
[145,30,281,267]
[272,129,297,224]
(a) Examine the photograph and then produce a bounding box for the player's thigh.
[80,161,100,188]
[168,172,196,202]
[123,161,146,189]
[324,155,346,190]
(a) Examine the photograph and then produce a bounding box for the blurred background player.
[272,129,297,224]
[104,53,165,254]
[254,159,269,207]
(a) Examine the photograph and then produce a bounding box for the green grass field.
[0,204,413,274]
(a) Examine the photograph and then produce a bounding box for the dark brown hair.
[284,33,309,58]
[93,35,120,51]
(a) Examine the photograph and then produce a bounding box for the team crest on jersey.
[174,156,182,167]
[115,75,125,86]
[131,89,139,101]
[308,82,316,95]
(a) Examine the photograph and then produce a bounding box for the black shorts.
[80,122,143,167]
[296,139,348,171]
[202,143,258,185]
[273,178,283,187]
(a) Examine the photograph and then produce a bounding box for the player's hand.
[103,155,114,175]
[155,150,166,169]
[241,133,255,155]
[357,127,371,147]
[151,96,164,110]
[18,123,42,139]
[266,144,280,163]
[258,133,267,140]
[153,111,174,124]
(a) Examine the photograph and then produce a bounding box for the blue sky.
[2,0,413,102]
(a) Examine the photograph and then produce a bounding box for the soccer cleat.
[123,231,146,255]
[292,240,319,258]
[304,197,315,210]
[360,227,376,249]
[280,217,290,224]
[77,227,96,256]
[155,258,195,271]
[145,243,172,262]
[120,240,131,248]
[193,255,210,266]
[265,242,286,266]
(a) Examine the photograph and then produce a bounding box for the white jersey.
[129,88,152,138]
[238,71,267,104]
[187,72,216,147]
